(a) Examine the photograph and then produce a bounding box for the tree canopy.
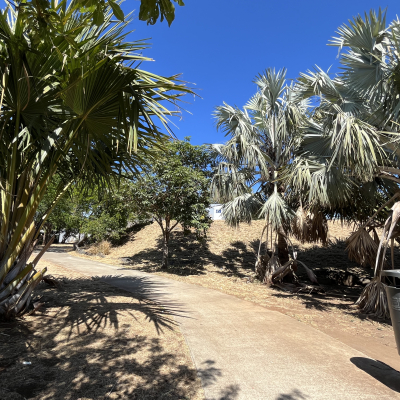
[132,138,213,268]
[12,0,184,28]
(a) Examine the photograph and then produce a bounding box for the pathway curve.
[41,251,400,400]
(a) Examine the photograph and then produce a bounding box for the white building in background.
[208,204,224,220]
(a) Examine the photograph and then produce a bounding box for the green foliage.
[131,138,213,267]
[290,8,400,223]
[14,0,183,32]
[139,0,185,26]
[36,178,136,243]
[80,182,135,243]
[35,177,81,242]
[0,1,191,317]
[212,69,309,230]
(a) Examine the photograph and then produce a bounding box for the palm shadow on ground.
[122,232,396,324]
[122,231,259,278]
[264,239,400,323]
[275,389,309,399]
[0,274,233,400]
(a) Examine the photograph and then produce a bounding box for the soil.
[0,261,204,400]
[75,220,400,370]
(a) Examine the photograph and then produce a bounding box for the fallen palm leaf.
[271,259,295,283]
[297,260,319,284]
[293,283,325,295]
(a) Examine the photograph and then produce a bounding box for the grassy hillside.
[82,220,379,284]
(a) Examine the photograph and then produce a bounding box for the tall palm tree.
[292,9,400,317]
[212,69,322,286]
[0,1,191,317]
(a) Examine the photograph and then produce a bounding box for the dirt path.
[73,220,400,368]
[42,251,400,400]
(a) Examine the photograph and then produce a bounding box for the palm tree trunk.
[277,226,289,265]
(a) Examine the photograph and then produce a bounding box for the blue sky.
[121,1,400,146]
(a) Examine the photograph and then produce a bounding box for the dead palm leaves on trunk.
[309,210,329,245]
[346,227,379,268]
[255,221,320,291]
[292,206,329,245]
[356,277,390,319]
[356,201,400,318]
[292,206,309,243]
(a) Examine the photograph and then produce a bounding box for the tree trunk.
[277,226,289,265]
[162,230,170,269]
[161,217,171,269]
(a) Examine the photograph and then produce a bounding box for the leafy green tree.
[131,138,212,268]
[0,2,191,317]
[139,0,185,25]
[35,178,134,244]
[35,177,80,244]
[15,0,183,28]
[79,181,135,243]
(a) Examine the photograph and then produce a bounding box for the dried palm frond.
[346,227,379,268]
[297,260,319,284]
[263,255,281,285]
[356,277,390,319]
[308,210,329,245]
[271,259,295,283]
[292,283,325,295]
[372,228,380,245]
[255,253,270,281]
[292,206,309,243]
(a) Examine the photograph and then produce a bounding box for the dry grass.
[0,261,203,400]
[74,220,400,369]
[86,240,112,256]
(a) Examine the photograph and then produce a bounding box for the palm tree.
[211,69,322,287]
[292,9,400,317]
[0,1,191,318]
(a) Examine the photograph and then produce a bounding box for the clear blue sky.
[121,1,400,146]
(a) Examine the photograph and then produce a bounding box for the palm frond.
[222,193,262,227]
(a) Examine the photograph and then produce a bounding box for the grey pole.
[382,270,400,355]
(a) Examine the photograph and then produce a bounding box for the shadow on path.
[350,357,400,393]
[0,274,202,400]
[275,389,309,399]
[96,274,191,333]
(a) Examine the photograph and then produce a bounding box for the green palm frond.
[222,193,262,226]
[0,2,193,317]
[258,191,294,232]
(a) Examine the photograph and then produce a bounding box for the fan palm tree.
[211,69,322,286]
[0,1,191,317]
[291,9,400,317]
